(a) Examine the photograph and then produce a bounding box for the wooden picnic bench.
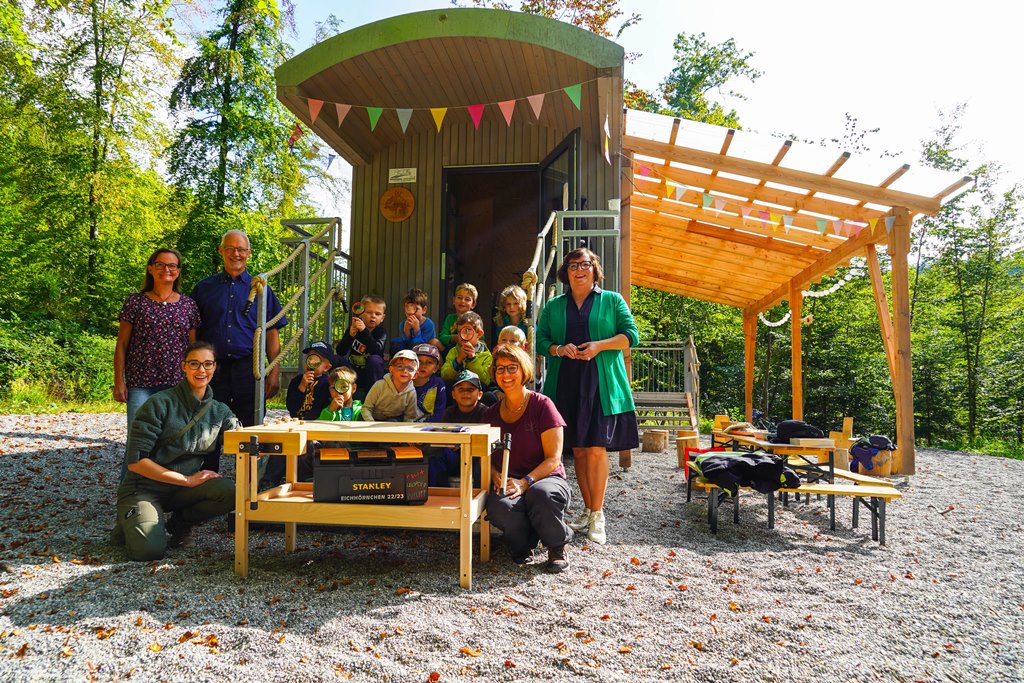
[685,461,902,545]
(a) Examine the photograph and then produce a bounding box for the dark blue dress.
[555,291,640,451]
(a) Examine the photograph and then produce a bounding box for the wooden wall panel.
[348,120,616,327]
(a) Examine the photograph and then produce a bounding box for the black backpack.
[769,419,824,444]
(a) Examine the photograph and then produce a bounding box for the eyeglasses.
[222,246,250,254]
[151,262,181,272]
[185,360,217,371]
[391,363,417,373]
[494,363,520,375]
[567,261,594,271]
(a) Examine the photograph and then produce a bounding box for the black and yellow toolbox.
[312,444,428,504]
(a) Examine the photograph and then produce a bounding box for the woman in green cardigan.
[537,248,639,544]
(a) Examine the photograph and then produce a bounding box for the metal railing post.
[254,284,269,425]
[299,240,311,352]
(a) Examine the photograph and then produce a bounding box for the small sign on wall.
[388,167,417,183]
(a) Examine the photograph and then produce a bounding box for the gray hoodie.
[361,375,418,421]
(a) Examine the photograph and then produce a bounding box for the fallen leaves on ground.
[459,646,481,657]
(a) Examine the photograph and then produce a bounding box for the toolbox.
[312,444,428,504]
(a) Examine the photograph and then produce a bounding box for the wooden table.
[222,421,500,589]
[711,430,835,483]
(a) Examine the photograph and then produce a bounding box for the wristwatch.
[523,475,535,488]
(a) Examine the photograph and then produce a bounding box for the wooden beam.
[746,217,884,314]
[632,270,753,308]
[744,311,756,421]
[932,175,975,201]
[631,236,788,292]
[866,245,898,391]
[623,134,942,215]
[790,282,803,421]
[889,208,915,474]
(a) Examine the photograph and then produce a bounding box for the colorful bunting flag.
[527,93,545,120]
[308,99,324,125]
[713,198,726,212]
[498,100,516,126]
[367,107,383,131]
[832,219,843,236]
[396,108,413,133]
[741,207,752,222]
[675,185,686,201]
[431,107,447,132]
[884,216,896,233]
[702,193,713,209]
[467,104,485,130]
[783,215,794,234]
[326,154,336,170]
[335,103,351,127]
[816,218,828,236]
[287,122,302,146]
[639,165,652,176]
[563,83,582,109]
[868,217,879,234]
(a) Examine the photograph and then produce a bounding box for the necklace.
[149,291,175,306]
[503,391,530,420]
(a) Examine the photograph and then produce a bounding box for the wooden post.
[789,282,803,421]
[866,245,899,397]
[889,208,915,474]
[619,147,633,472]
[743,311,756,422]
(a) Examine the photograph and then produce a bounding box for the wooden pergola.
[619,110,973,474]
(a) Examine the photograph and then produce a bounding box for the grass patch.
[931,437,1024,461]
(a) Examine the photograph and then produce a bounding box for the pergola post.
[619,149,633,471]
[889,207,915,474]
[789,282,803,421]
[743,311,756,422]
[866,245,899,396]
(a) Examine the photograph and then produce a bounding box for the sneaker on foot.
[568,507,592,531]
[512,549,535,565]
[587,510,607,545]
[546,545,569,573]
[166,514,194,549]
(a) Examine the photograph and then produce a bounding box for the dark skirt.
[556,356,640,451]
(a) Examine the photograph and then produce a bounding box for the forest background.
[0,0,1021,457]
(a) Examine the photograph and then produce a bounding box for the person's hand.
[406,314,420,335]
[457,340,475,362]
[299,370,314,392]
[504,477,527,499]
[186,470,220,487]
[557,342,580,360]
[265,373,280,400]
[113,382,128,403]
[349,317,365,335]
[575,341,602,361]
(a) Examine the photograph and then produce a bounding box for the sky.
[284,0,1016,217]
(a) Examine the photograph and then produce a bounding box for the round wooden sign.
[379,187,415,222]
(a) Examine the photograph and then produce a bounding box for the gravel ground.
[1,412,1022,682]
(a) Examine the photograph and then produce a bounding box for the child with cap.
[361,349,419,421]
[286,341,334,420]
[431,370,486,487]
[412,343,447,422]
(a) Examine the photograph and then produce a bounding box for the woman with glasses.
[485,344,573,572]
[537,248,640,545]
[113,341,239,560]
[113,248,201,432]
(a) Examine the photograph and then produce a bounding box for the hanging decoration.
[758,257,867,325]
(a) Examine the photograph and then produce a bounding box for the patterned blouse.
[118,293,201,389]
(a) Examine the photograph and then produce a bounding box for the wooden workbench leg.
[479,445,491,563]
[284,453,297,553]
[459,443,472,589]
[234,451,250,578]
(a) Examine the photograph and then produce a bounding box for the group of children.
[279,283,529,486]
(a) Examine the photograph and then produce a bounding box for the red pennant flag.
[527,94,545,120]
[467,104,485,129]
[335,103,351,127]
[307,99,324,124]
[498,100,515,126]
[287,122,302,146]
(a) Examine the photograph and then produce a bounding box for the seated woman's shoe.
[545,545,569,573]
[586,511,607,545]
[568,507,592,531]
[166,514,194,549]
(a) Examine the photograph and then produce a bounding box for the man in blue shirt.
[191,230,286,468]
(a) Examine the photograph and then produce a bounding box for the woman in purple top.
[113,248,202,430]
[485,344,572,573]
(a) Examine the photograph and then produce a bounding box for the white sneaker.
[587,510,607,545]
[568,507,592,531]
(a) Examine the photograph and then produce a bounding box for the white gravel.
[1,412,1022,682]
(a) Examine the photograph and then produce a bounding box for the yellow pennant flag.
[431,108,447,133]
[868,218,879,234]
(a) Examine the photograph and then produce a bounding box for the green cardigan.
[537,287,640,417]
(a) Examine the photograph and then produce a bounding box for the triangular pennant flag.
[759,209,770,222]
[527,93,545,119]
[396,108,413,133]
[675,185,686,201]
[430,107,447,132]
[307,99,324,125]
[868,218,879,234]
[816,218,828,235]
[287,122,302,146]
[770,212,782,225]
[563,83,582,109]
[638,165,652,176]
[851,223,863,237]
[467,104,485,129]
[602,114,611,165]
[714,198,726,212]
[741,207,752,222]
[335,103,351,127]
[326,154,336,171]
[498,100,516,126]
[884,216,896,233]
[702,193,713,209]
[367,107,383,131]
[783,215,794,234]
[832,219,843,236]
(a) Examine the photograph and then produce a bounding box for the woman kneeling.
[485,344,573,573]
[115,341,240,561]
